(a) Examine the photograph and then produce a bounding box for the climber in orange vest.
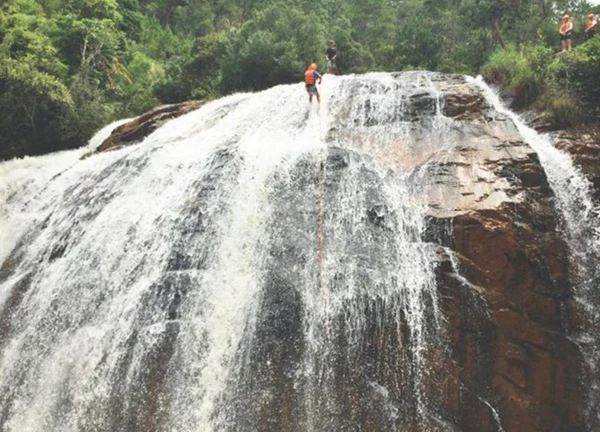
[304,63,322,104]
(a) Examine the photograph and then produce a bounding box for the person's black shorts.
[306,85,318,95]
[560,31,572,41]
[586,30,596,40]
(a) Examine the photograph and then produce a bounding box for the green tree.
[113,51,164,116]
[54,6,124,79]
[185,32,228,99]
[0,58,74,158]
[392,0,445,70]
[2,0,599,160]
[221,6,325,92]
[346,0,395,68]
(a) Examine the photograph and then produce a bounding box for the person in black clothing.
[326,40,338,75]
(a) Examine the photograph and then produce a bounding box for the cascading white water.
[0,118,133,267]
[2,71,596,431]
[472,76,600,430]
[304,73,454,429]
[0,72,457,431]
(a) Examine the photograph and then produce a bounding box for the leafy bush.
[548,37,600,115]
[185,32,228,100]
[0,58,75,158]
[482,45,553,107]
[63,71,114,147]
[113,51,163,115]
[538,83,582,127]
[483,37,600,126]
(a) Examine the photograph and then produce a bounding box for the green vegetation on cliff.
[0,0,599,159]
[482,36,600,126]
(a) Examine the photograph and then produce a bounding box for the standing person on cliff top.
[325,40,339,75]
[560,14,573,52]
[304,63,322,104]
[585,13,597,40]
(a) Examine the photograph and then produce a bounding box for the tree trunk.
[491,17,506,49]
[22,103,36,130]
[240,1,249,25]
[538,0,547,17]
[81,36,88,68]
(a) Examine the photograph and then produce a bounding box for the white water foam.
[0,73,472,431]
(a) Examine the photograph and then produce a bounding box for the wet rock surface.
[421,83,585,431]
[220,75,588,431]
[552,128,600,201]
[0,72,594,432]
[96,100,205,153]
[523,110,600,201]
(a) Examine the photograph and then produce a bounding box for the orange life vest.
[304,70,316,85]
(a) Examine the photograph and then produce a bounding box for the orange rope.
[316,103,330,336]
[317,160,326,297]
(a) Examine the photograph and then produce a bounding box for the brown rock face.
[442,83,487,121]
[422,82,586,431]
[96,100,205,153]
[553,129,600,201]
[523,111,600,201]
[305,74,589,431]
[312,75,588,431]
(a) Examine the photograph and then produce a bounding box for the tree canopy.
[1,0,599,158]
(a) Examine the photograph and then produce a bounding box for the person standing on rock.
[325,40,338,75]
[560,14,573,51]
[304,63,322,104]
[585,13,597,40]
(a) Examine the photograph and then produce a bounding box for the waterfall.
[472,76,600,430]
[1,72,597,431]
[0,119,132,267]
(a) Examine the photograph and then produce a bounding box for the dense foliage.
[1,0,599,158]
[482,21,600,125]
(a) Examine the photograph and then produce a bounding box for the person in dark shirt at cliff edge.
[326,40,339,75]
